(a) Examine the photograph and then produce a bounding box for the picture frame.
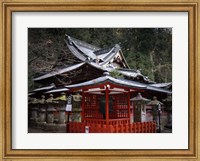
[0,0,199,160]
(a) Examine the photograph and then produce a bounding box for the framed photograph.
[0,0,199,160]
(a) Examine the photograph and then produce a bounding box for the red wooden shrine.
[67,76,156,133]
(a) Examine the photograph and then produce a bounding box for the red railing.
[83,118,105,125]
[108,118,130,125]
[69,121,156,133]
[83,118,130,125]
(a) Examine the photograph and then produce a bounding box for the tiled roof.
[65,35,128,67]
[65,75,171,94]
[33,61,151,84]
[33,63,85,81]
[150,82,172,89]
[45,87,69,93]
[65,75,146,89]
[32,84,55,92]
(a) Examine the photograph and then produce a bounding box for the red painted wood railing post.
[127,90,131,123]
[81,91,85,122]
[105,85,109,126]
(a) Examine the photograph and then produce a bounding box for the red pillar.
[105,86,109,125]
[81,91,85,122]
[127,90,131,121]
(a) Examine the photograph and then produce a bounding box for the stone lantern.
[45,94,57,131]
[163,93,172,129]
[130,93,150,122]
[37,95,47,129]
[46,93,59,122]
[46,94,54,103]
[54,92,67,132]
[71,93,82,122]
[147,96,163,133]
[29,97,39,127]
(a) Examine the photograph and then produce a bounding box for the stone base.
[29,121,38,128]
[54,118,59,124]
[37,122,46,129]
[29,119,39,128]
[164,124,172,129]
[44,123,57,132]
[56,124,66,133]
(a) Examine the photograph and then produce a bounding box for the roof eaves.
[45,87,69,94]
[65,75,146,90]
[108,76,146,89]
[146,85,172,94]
[32,84,55,92]
[150,82,172,88]
[33,62,85,81]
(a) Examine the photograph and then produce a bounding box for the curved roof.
[150,82,172,89]
[33,61,153,84]
[65,75,171,94]
[45,87,69,94]
[65,35,129,68]
[33,62,105,81]
[33,62,85,81]
[32,84,55,92]
[65,75,146,90]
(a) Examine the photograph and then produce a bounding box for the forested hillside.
[28,28,172,91]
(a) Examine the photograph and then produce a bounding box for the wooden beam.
[127,90,131,121]
[81,91,85,122]
[105,85,109,126]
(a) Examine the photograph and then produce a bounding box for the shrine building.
[28,35,172,133]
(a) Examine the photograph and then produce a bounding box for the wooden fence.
[69,121,156,133]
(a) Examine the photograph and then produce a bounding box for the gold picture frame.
[0,0,199,160]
